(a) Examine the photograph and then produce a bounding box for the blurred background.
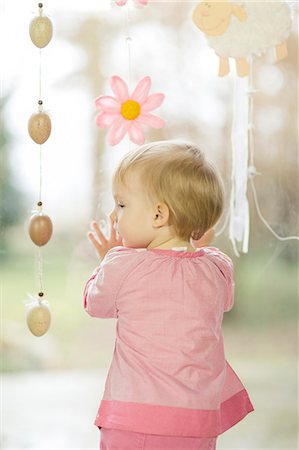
[0,0,298,448]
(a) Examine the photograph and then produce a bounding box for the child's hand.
[192,228,215,248]
[87,215,123,261]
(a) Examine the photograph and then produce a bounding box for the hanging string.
[38,5,44,297]
[38,5,43,206]
[126,2,133,152]
[36,247,44,298]
[38,144,43,204]
[126,3,132,91]
[249,177,299,242]
[38,4,43,100]
[39,49,42,100]
[37,3,44,300]
[247,57,299,244]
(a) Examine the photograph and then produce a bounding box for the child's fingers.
[87,232,105,257]
[87,231,101,249]
[91,221,107,244]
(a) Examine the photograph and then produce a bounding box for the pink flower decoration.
[115,0,149,6]
[95,76,165,146]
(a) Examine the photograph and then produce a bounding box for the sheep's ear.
[232,5,247,22]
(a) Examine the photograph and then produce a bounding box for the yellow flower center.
[121,99,141,120]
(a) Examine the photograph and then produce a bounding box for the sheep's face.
[192,0,247,36]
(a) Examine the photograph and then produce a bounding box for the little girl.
[84,140,254,450]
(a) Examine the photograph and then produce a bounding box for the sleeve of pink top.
[83,247,131,319]
[205,247,235,312]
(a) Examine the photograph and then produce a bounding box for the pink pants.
[100,428,217,450]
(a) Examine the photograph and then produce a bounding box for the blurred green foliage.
[0,96,25,260]
[1,226,297,373]
[232,251,298,325]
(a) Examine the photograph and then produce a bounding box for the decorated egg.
[29,213,53,246]
[28,112,51,144]
[27,303,51,337]
[29,15,53,48]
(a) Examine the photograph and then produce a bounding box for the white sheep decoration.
[192,0,293,77]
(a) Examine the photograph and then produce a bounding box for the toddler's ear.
[152,203,169,228]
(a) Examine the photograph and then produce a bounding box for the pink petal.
[95,96,120,113]
[110,76,129,103]
[96,112,119,129]
[115,0,127,5]
[137,113,165,129]
[128,122,145,145]
[108,117,128,146]
[131,77,151,104]
[136,0,149,4]
[141,93,165,112]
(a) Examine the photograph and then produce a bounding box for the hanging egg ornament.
[27,300,51,336]
[29,212,53,246]
[29,10,53,49]
[28,110,51,144]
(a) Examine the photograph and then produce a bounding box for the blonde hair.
[113,140,224,241]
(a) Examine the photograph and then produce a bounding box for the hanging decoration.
[29,8,53,48]
[95,1,165,146]
[115,0,149,7]
[28,109,52,144]
[28,212,53,246]
[26,294,51,337]
[95,75,165,146]
[192,0,297,255]
[26,3,53,336]
[192,0,292,77]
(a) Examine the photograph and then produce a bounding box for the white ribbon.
[23,293,50,310]
[229,75,250,256]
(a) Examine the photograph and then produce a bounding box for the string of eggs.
[27,3,53,337]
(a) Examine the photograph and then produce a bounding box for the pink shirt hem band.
[95,389,254,437]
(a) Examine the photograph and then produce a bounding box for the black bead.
[38,3,43,8]
[37,201,43,206]
[38,292,44,297]
[38,100,43,105]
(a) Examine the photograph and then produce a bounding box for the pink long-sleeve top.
[84,246,253,437]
